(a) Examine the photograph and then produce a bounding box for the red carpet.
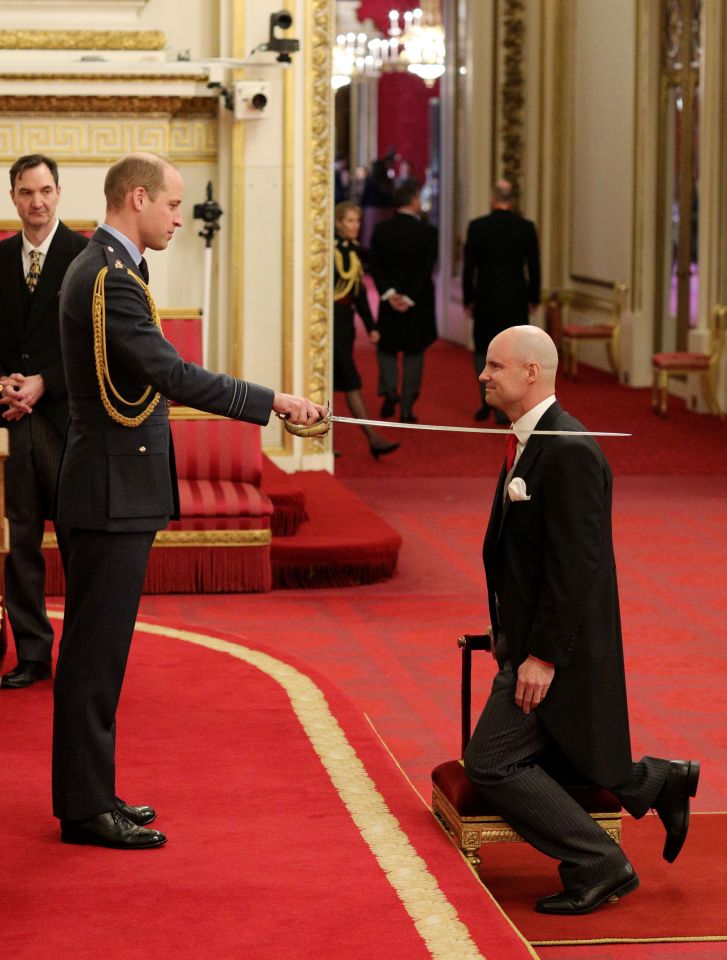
[478,813,727,945]
[333,331,727,478]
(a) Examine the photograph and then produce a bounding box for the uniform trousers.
[377,348,425,416]
[464,655,670,890]
[3,413,69,663]
[52,528,156,821]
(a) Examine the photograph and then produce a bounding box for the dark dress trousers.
[464,402,669,888]
[462,209,541,352]
[0,222,88,663]
[52,227,274,821]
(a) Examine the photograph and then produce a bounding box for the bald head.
[480,326,558,420]
[492,179,513,207]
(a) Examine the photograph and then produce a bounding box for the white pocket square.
[507,477,531,502]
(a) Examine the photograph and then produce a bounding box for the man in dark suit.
[0,154,88,689]
[369,179,438,423]
[52,152,326,850]
[464,325,699,914]
[462,180,541,423]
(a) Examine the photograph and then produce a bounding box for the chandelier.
[332,2,445,90]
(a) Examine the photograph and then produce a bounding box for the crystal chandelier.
[387,2,446,87]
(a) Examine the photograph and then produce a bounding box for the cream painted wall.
[570,0,635,287]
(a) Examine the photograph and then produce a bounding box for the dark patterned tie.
[25,249,41,293]
[505,431,517,473]
[138,256,149,283]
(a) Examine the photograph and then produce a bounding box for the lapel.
[24,222,72,339]
[496,401,564,544]
[0,232,24,340]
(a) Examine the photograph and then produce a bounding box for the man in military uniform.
[53,152,325,849]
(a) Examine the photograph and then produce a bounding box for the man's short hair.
[9,154,59,191]
[104,154,169,210]
[393,178,420,209]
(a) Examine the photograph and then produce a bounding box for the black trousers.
[52,528,156,821]
[4,414,69,663]
[464,658,670,889]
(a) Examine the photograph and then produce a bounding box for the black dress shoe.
[400,412,418,424]
[1,659,52,689]
[536,863,639,915]
[474,404,490,421]
[380,395,398,418]
[369,439,400,459]
[653,759,700,862]
[116,797,157,826]
[61,809,166,849]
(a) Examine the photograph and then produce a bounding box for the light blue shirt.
[101,223,143,268]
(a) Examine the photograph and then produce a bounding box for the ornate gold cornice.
[0,30,166,51]
[304,0,333,454]
[0,96,217,116]
[500,0,526,201]
[0,72,209,83]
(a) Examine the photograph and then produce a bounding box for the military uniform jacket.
[0,220,88,436]
[483,401,633,788]
[55,227,274,532]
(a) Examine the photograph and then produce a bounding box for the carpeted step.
[261,455,308,537]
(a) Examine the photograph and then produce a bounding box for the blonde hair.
[104,153,169,210]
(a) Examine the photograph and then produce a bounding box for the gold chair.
[652,304,727,418]
[558,282,628,378]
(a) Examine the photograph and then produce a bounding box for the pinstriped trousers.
[463,658,670,890]
[3,413,69,663]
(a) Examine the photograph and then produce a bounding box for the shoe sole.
[536,874,639,915]
[664,760,700,863]
[61,833,167,849]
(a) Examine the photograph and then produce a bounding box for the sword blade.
[330,415,630,438]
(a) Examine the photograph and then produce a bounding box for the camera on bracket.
[259,10,300,63]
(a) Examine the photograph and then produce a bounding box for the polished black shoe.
[400,412,418,424]
[653,759,700,863]
[474,404,490,421]
[536,863,639,915]
[61,809,166,849]
[1,659,52,689]
[116,797,157,826]
[380,395,398,418]
[370,439,400,459]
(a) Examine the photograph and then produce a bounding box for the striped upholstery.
[162,316,203,365]
[176,478,273,520]
[171,419,263,484]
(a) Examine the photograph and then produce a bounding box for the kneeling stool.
[431,634,622,867]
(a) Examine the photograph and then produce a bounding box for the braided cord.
[92,266,163,428]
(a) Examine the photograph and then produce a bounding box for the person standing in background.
[463,179,541,423]
[0,154,88,689]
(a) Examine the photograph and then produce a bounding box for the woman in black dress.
[334,202,398,458]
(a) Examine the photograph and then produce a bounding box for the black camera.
[193,182,222,225]
[261,10,300,63]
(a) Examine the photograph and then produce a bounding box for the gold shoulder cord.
[92,266,163,427]
[334,245,363,302]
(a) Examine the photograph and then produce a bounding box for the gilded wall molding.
[0,96,217,116]
[0,117,217,164]
[500,0,526,201]
[304,0,333,454]
[0,30,165,50]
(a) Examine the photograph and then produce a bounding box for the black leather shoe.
[1,659,52,689]
[380,395,398,418]
[400,412,418,424]
[474,404,490,421]
[536,863,639,915]
[116,797,157,826]
[370,439,400,459]
[653,759,700,863]
[61,809,166,849]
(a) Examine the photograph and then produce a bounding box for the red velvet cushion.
[171,420,263,483]
[652,351,710,371]
[562,324,614,339]
[177,478,273,518]
[432,759,621,816]
[163,317,203,365]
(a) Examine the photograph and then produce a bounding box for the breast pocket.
[105,422,174,519]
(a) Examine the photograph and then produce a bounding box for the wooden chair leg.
[659,370,669,418]
[606,337,618,375]
[651,369,660,412]
[701,370,722,417]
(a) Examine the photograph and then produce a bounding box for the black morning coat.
[483,401,634,789]
[0,221,88,436]
[54,227,274,533]
[368,212,438,355]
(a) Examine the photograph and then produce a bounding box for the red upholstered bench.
[431,635,622,868]
[551,283,627,379]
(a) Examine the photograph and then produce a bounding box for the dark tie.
[25,249,42,293]
[138,256,149,283]
[505,431,517,473]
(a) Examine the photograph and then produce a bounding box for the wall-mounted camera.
[233,81,271,120]
[257,10,300,64]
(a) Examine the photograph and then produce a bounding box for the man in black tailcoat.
[0,154,88,688]
[52,152,326,850]
[462,180,541,423]
[464,324,700,914]
[369,178,438,424]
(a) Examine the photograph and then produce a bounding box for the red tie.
[505,432,517,472]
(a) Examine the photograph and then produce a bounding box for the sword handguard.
[278,404,332,438]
